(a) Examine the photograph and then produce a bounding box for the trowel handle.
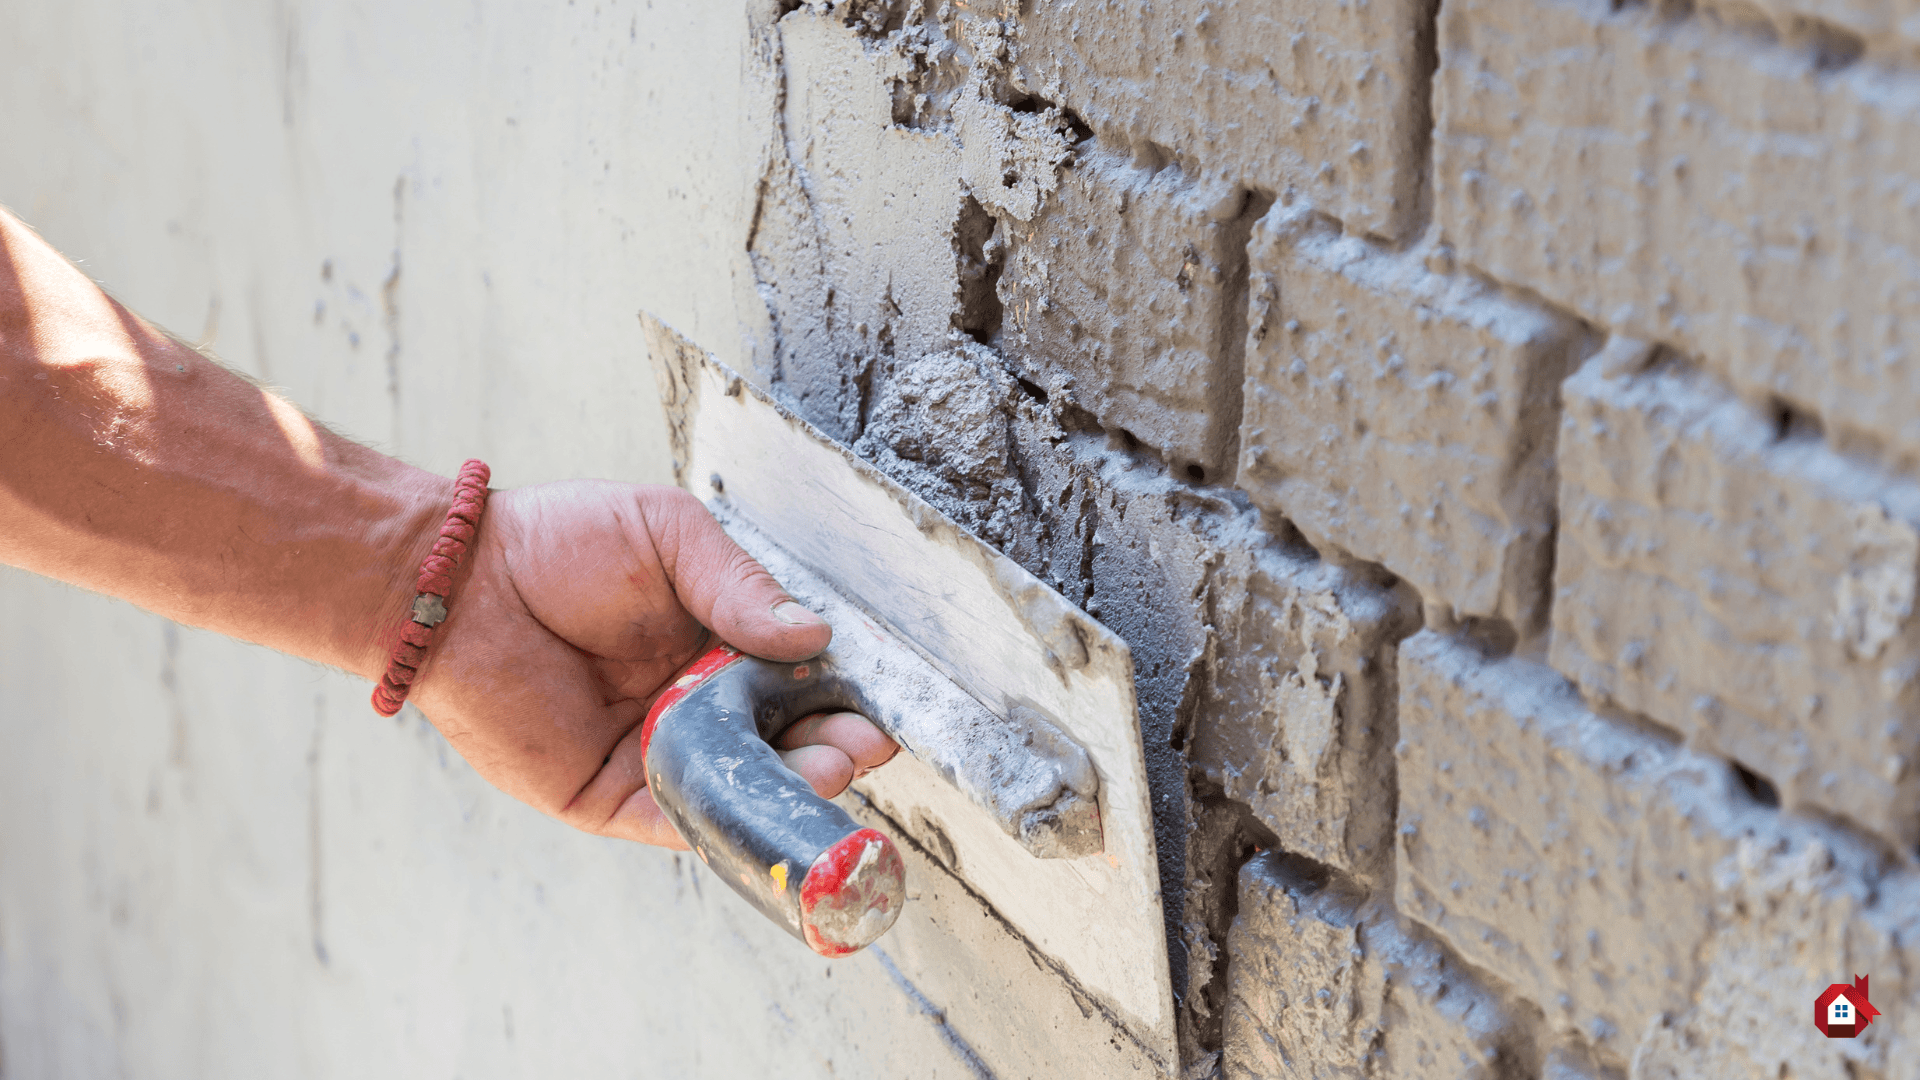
[640,644,906,957]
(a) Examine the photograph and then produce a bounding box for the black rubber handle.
[640,644,906,957]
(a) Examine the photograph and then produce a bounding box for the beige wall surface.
[0,3,982,1077]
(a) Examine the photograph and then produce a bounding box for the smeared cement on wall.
[11,0,1920,1075]
[743,1,1920,1077]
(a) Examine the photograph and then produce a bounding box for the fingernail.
[773,601,825,626]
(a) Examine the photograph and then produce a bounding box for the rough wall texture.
[8,0,1920,1075]
[749,0,1920,1076]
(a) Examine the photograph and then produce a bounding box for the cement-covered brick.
[1069,450,1278,820]
[1434,0,1920,455]
[1739,0,1920,48]
[994,142,1260,476]
[1224,852,1541,1080]
[1396,629,1903,1070]
[1628,848,1920,1079]
[1543,1040,1621,1080]
[1553,350,1920,845]
[1192,544,1413,884]
[1236,208,1593,629]
[1011,0,1433,240]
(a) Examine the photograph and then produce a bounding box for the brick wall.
[751,0,1920,1074]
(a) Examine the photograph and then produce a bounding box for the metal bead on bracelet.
[371,460,491,717]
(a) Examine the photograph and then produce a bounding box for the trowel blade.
[646,314,1176,1072]
[710,508,1105,861]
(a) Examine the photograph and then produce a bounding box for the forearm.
[0,206,446,679]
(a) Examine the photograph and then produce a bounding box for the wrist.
[343,460,461,682]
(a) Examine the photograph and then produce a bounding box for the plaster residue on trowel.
[709,503,1103,858]
[833,624,1103,856]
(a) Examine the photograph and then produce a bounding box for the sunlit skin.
[0,205,897,849]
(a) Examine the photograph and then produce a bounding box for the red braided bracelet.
[371,459,491,717]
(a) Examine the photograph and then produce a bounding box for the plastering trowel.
[637,538,1102,956]
[643,315,1177,1068]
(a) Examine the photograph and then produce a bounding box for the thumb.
[653,489,832,662]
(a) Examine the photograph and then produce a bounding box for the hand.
[405,481,900,848]
[0,205,896,845]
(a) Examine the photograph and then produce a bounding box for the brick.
[1191,543,1413,884]
[1433,0,1920,456]
[994,141,1259,476]
[1553,350,1920,845]
[1543,1039,1621,1080]
[1395,629,1900,1069]
[1073,451,1271,785]
[1628,849,1920,1079]
[1236,208,1594,629]
[1011,0,1433,240]
[1740,0,1920,47]
[1223,852,1541,1080]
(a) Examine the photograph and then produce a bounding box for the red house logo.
[1815,976,1880,1038]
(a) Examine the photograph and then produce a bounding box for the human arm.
[0,205,895,848]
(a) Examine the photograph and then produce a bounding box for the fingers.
[603,787,689,849]
[577,709,901,850]
[589,741,863,846]
[652,489,832,663]
[776,711,900,776]
[779,744,856,799]
[566,708,899,850]
[559,702,668,842]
